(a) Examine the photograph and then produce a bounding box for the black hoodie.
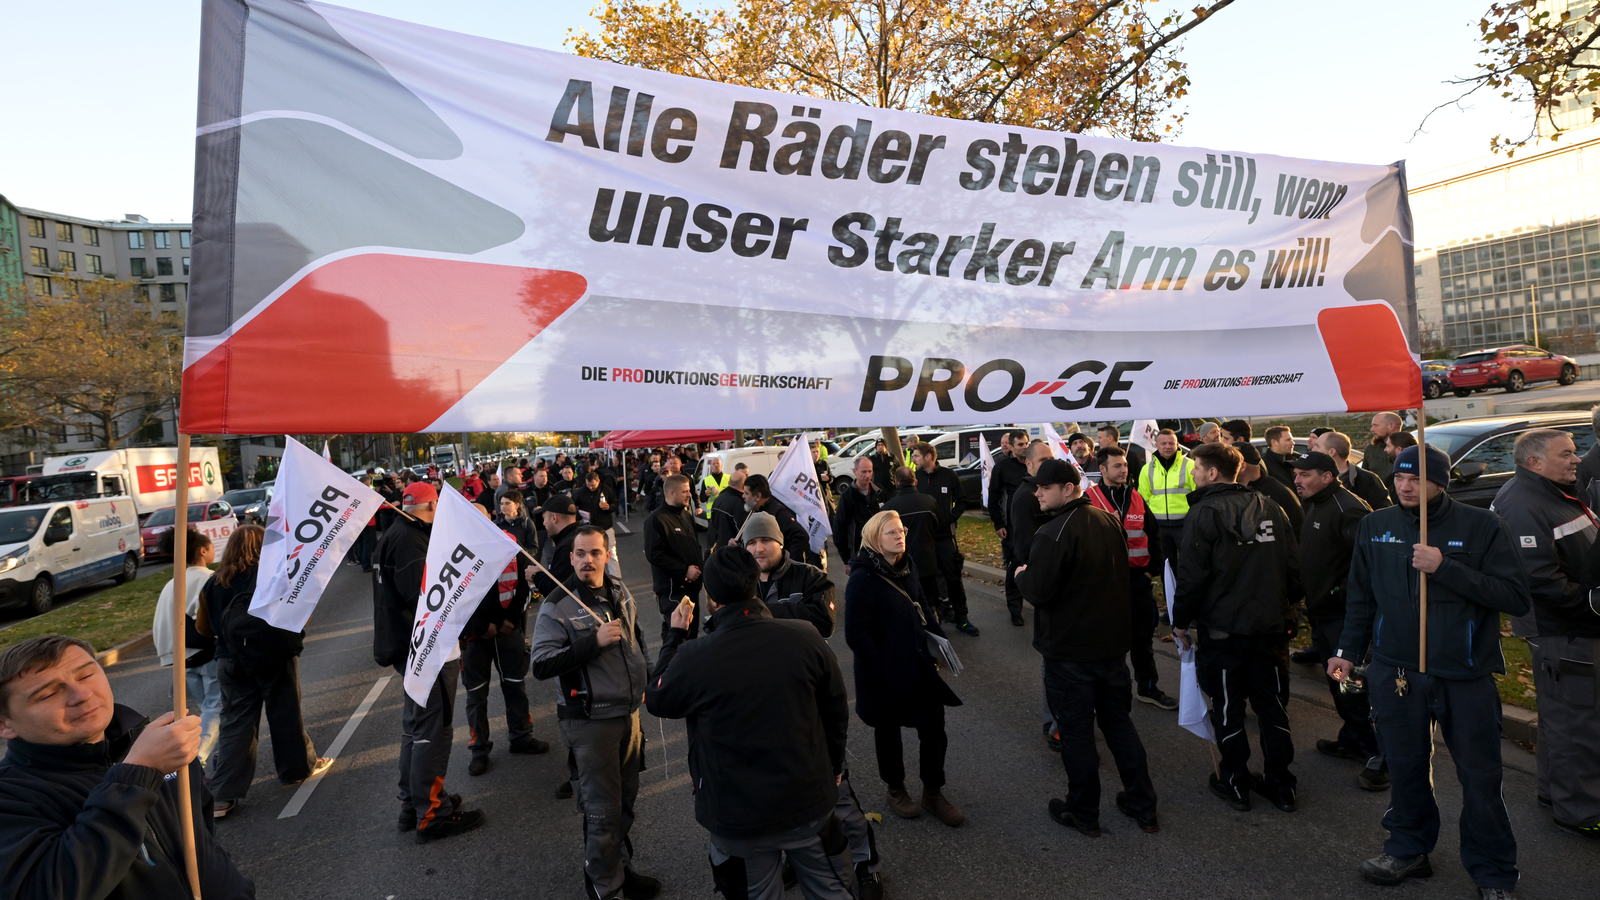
[1018,496,1131,662]
[1173,482,1302,638]
[0,705,254,900]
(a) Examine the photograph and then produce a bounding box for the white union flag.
[768,435,833,553]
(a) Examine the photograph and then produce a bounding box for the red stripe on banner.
[1316,304,1423,412]
[181,254,587,432]
[1041,381,1067,395]
[1020,381,1049,395]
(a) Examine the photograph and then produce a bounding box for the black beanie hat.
[703,544,761,607]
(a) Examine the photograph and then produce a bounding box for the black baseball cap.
[1025,458,1082,486]
[1231,441,1262,466]
[1289,451,1338,474]
[535,493,579,518]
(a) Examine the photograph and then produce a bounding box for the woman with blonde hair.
[201,524,330,817]
[844,510,965,827]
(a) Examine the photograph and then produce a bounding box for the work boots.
[921,788,965,827]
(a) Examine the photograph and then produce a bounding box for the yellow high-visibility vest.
[701,471,730,519]
[1138,450,1196,521]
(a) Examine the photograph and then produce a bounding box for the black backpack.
[217,584,304,679]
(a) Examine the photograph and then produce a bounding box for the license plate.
[1461,368,1478,374]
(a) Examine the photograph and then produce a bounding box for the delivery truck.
[34,447,224,521]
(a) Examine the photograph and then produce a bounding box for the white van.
[0,498,142,616]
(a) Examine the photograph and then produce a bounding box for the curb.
[95,632,153,668]
[960,561,1539,745]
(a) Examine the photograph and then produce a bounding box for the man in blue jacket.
[1332,445,1531,899]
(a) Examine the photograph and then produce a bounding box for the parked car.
[1446,345,1579,396]
[0,475,39,509]
[219,487,271,524]
[1420,412,1593,507]
[140,500,235,560]
[1420,359,1454,400]
[0,498,141,615]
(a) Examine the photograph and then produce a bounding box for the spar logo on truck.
[135,463,207,493]
[59,456,92,471]
[859,354,1152,413]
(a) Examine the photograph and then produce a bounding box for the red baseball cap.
[402,482,439,505]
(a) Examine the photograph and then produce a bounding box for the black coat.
[757,557,837,638]
[1173,483,1302,638]
[372,514,430,667]
[986,454,1028,542]
[644,503,703,600]
[1018,497,1131,662]
[843,549,960,727]
[1492,467,1600,638]
[1580,442,1600,497]
[647,600,848,840]
[495,513,539,556]
[883,485,938,577]
[1262,448,1298,490]
[915,465,966,540]
[707,487,749,551]
[533,520,580,598]
[0,705,254,900]
[1297,481,1371,620]
[1246,470,1305,532]
[832,481,886,561]
[868,450,895,491]
[1009,483,1046,566]
[572,483,617,531]
[1342,465,1393,511]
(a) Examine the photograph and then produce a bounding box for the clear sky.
[1,0,1527,223]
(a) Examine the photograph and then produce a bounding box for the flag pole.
[1416,409,1428,675]
[171,433,203,898]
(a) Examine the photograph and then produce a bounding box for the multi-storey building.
[15,207,190,308]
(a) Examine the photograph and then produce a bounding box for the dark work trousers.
[710,817,854,900]
[834,771,879,874]
[560,711,643,900]
[656,591,701,644]
[1002,542,1023,619]
[1044,656,1158,826]
[1528,635,1600,828]
[1127,569,1159,689]
[212,655,316,802]
[1367,661,1518,890]
[873,705,947,791]
[1156,525,1182,573]
[395,658,459,830]
[1309,617,1379,760]
[462,625,534,758]
[356,525,377,570]
[1196,635,1296,792]
[932,538,969,623]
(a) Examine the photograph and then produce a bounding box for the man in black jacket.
[912,442,977,635]
[646,547,853,900]
[884,467,940,602]
[740,512,837,637]
[373,482,485,841]
[1173,443,1303,814]
[707,467,749,551]
[988,429,1031,626]
[1290,452,1383,790]
[574,468,622,578]
[644,474,704,641]
[1018,460,1159,838]
[1324,432,1393,511]
[1262,426,1299,488]
[743,475,819,567]
[1333,445,1529,894]
[834,457,886,570]
[1491,429,1600,837]
[1236,442,1304,532]
[868,439,895,492]
[1011,441,1058,745]
[0,635,255,900]
[533,494,583,599]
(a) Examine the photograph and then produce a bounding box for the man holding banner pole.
[1331,444,1529,895]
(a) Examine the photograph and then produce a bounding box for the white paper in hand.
[1164,560,1215,743]
[404,487,522,706]
[978,433,993,508]
[252,437,384,632]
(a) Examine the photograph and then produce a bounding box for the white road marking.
[278,675,392,819]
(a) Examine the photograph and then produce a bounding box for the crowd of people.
[2,410,1598,900]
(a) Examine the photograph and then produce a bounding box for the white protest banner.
[769,435,833,554]
[1040,423,1079,475]
[321,441,332,462]
[405,487,521,705]
[180,0,1420,436]
[252,437,385,632]
[1130,419,1161,454]
[978,433,993,508]
[1164,561,1216,743]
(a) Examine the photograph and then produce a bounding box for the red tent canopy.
[594,429,736,449]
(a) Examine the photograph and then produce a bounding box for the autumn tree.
[570,0,1233,140]
[1455,1,1600,153]
[0,279,182,449]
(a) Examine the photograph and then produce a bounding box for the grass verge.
[956,514,1003,568]
[0,571,177,655]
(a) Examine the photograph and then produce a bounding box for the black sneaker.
[415,808,486,844]
[1136,686,1178,711]
[1116,791,1159,833]
[1359,853,1433,885]
[398,793,462,831]
[1316,739,1365,762]
[1048,798,1101,837]
[1250,776,1297,812]
[468,755,490,777]
[1011,611,1025,626]
[955,620,980,637]
[855,866,884,900]
[1208,773,1250,811]
[1358,767,1391,792]
[1555,818,1600,839]
[556,778,574,800]
[622,867,662,900]
[509,736,551,755]
[1290,647,1318,666]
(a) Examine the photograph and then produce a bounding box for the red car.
[1447,345,1579,396]
[140,500,234,559]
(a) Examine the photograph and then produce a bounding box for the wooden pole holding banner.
[882,427,902,463]
[1416,411,1428,675]
[170,434,203,898]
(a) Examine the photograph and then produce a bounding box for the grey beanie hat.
[738,511,784,545]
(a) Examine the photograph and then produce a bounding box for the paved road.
[87,526,1593,899]
[0,558,172,631]
[1426,377,1600,417]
